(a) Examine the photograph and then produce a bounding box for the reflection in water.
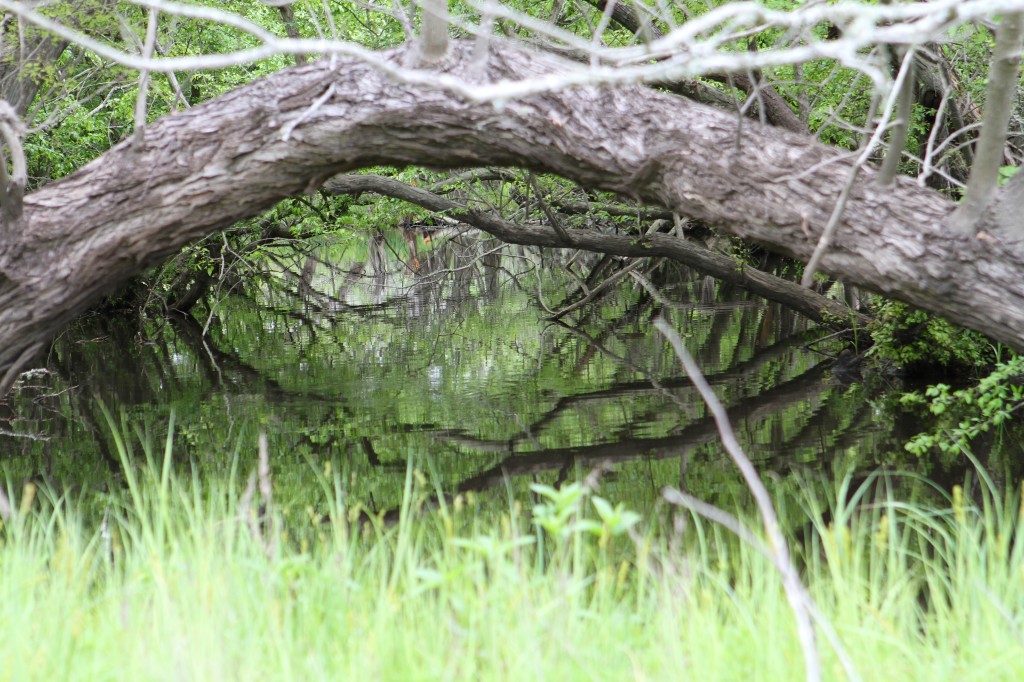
[2,233,1022,518]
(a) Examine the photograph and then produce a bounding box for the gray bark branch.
[0,41,1019,391]
[323,174,868,326]
[949,13,1024,233]
[417,0,449,64]
[278,5,308,66]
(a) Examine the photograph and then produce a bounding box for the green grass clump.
[1,439,1023,680]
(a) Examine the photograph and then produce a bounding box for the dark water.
[1,232,1019,517]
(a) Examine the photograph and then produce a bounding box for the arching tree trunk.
[0,41,1021,392]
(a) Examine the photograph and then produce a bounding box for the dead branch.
[653,314,821,682]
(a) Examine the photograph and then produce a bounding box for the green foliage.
[19,0,300,185]
[901,355,1024,455]
[998,165,1020,185]
[530,482,640,546]
[530,482,590,539]
[869,300,995,368]
[868,301,1023,460]
[3,434,1024,680]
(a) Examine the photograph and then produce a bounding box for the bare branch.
[550,258,644,319]
[661,486,861,682]
[418,0,449,64]
[877,49,916,186]
[949,12,1024,234]
[801,49,917,286]
[527,173,575,244]
[322,174,869,327]
[132,9,159,147]
[589,0,617,68]
[579,0,806,131]
[0,99,27,230]
[0,0,1019,103]
[652,314,821,682]
[277,3,309,66]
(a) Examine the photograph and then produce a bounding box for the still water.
[1,232,1017,517]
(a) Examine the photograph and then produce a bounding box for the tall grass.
[0,432,1022,680]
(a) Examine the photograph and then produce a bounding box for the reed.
[0,428,1021,680]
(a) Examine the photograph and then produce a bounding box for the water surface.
[2,233,1018,518]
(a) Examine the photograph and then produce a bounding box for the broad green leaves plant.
[530,482,640,547]
[902,355,1024,455]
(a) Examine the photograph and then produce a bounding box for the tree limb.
[653,314,821,682]
[0,100,26,231]
[949,12,1024,234]
[322,174,868,327]
[277,4,308,66]
[877,49,916,186]
[0,42,1020,390]
[417,0,449,64]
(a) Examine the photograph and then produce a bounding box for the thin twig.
[550,259,644,319]
[528,174,575,245]
[281,83,336,142]
[801,48,917,286]
[918,88,951,186]
[0,0,1005,103]
[661,486,861,682]
[590,0,617,68]
[652,314,822,682]
[662,487,770,559]
[132,9,159,147]
[0,428,50,441]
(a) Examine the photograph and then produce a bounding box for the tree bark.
[950,13,1024,234]
[277,5,308,66]
[0,28,67,118]
[0,41,1020,392]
